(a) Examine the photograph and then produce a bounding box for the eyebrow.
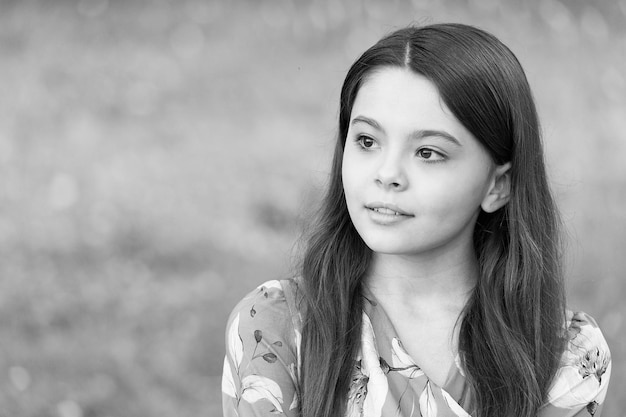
[412,129,462,147]
[351,115,385,133]
[351,115,463,147]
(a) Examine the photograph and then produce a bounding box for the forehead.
[351,67,467,135]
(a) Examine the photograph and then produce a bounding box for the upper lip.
[365,202,413,216]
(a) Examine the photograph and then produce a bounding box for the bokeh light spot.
[9,366,31,392]
[56,400,83,417]
[49,173,79,211]
[539,0,572,33]
[581,6,609,41]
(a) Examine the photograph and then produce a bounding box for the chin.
[361,237,416,255]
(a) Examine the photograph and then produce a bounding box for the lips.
[365,202,413,217]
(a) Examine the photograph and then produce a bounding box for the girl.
[222,23,611,417]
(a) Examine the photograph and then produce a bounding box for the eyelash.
[416,148,446,162]
[354,135,446,162]
[354,135,378,150]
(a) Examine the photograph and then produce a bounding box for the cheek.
[419,174,488,215]
[341,165,364,224]
[341,151,363,197]
[341,159,353,196]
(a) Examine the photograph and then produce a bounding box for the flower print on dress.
[546,311,611,413]
[287,328,302,411]
[418,381,438,417]
[578,347,610,384]
[346,359,369,417]
[565,311,611,387]
[566,311,598,342]
[348,312,388,417]
[240,374,284,413]
[586,400,600,417]
[248,280,286,318]
[287,363,299,411]
[223,291,293,415]
[223,313,244,401]
[256,280,284,298]
[228,314,244,371]
[222,356,238,401]
[391,337,425,379]
[441,390,471,417]
[243,329,288,413]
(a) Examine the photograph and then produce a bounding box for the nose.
[375,152,407,191]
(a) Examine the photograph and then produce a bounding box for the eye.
[356,135,378,149]
[416,148,445,161]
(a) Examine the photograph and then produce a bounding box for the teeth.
[374,208,400,215]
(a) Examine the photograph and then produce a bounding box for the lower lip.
[367,208,413,225]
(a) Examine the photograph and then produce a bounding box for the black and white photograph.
[0,1,623,416]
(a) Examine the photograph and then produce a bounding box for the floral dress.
[222,279,611,417]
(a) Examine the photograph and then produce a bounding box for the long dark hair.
[300,23,566,417]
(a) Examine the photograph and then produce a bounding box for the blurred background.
[0,0,624,416]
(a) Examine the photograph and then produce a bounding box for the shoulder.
[225,278,303,343]
[222,279,304,415]
[543,310,612,415]
[224,279,303,367]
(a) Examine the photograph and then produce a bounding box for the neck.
[365,245,478,309]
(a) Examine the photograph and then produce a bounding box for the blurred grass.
[0,0,624,416]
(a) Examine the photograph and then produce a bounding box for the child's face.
[342,67,501,259]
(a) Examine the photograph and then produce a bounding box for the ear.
[481,162,511,213]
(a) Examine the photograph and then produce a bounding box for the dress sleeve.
[539,311,612,417]
[222,280,301,417]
